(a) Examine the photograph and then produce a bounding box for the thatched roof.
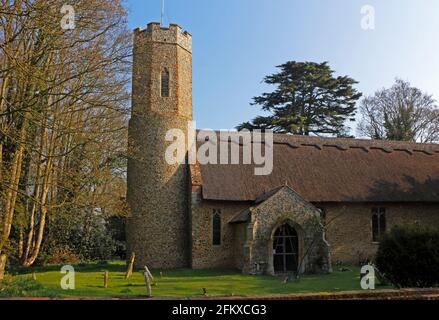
[191,133,439,203]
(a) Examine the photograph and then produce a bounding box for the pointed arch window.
[212,209,221,246]
[161,68,170,97]
[372,208,386,242]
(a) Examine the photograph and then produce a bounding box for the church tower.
[126,23,192,268]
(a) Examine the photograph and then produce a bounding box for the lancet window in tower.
[161,68,170,97]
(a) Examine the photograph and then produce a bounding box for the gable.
[229,185,320,224]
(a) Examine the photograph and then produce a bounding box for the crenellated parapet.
[134,22,192,53]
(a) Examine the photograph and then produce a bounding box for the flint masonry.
[127,22,439,275]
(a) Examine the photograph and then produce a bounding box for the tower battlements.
[134,22,192,53]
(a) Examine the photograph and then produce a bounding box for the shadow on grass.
[9,261,126,275]
[149,268,241,278]
[5,261,386,298]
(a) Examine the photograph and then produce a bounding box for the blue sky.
[125,0,439,135]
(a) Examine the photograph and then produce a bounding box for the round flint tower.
[127,22,192,268]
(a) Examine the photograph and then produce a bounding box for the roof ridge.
[271,133,439,149]
[197,129,439,154]
[195,129,439,149]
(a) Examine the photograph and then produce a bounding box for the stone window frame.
[212,209,222,246]
[160,67,170,97]
[371,207,386,243]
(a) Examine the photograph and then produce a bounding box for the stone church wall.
[232,223,248,270]
[322,202,439,265]
[190,189,249,269]
[190,196,439,271]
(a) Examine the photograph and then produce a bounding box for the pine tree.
[237,61,362,136]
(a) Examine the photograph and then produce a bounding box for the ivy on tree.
[237,61,362,136]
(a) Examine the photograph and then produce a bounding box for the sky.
[125,0,439,135]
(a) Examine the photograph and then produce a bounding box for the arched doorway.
[272,223,298,273]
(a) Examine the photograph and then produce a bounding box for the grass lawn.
[1,261,391,298]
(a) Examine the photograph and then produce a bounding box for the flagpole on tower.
[161,0,165,26]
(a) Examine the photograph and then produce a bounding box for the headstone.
[144,265,155,286]
[144,271,152,297]
[125,252,135,279]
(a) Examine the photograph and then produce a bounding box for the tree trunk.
[0,254,7,280]
[18,228,24,260]
[22,118,46,264]
[0,128,27,254]
[22,159,52,267]
[22,106,55,267]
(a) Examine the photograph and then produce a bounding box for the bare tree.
[0,0,131,276]
[358,79,439,143]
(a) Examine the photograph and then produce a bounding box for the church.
[126,22,439,275]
